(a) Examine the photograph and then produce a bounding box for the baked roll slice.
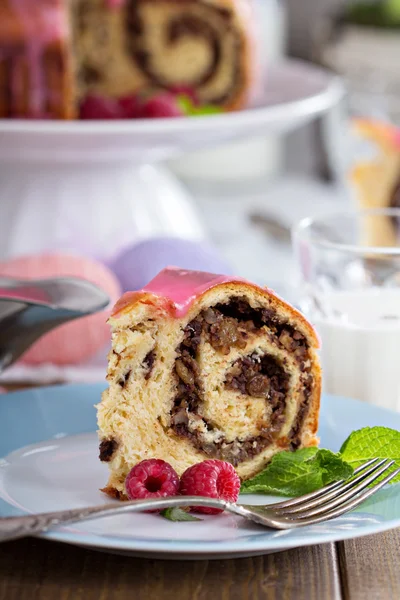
[351,119,400,247]
[73,0,254,111]
[97,267,321,499]
[0,0,253,119]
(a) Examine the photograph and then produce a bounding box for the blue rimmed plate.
[1,384,399,559]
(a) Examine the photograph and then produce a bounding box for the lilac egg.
[110,237,233,292]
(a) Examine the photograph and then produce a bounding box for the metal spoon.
[0,277,110,372]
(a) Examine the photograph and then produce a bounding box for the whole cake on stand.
[0,1,344,261]
[0,0,254,118]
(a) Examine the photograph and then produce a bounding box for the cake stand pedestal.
[0,162,204,260]
[0,60,345,261]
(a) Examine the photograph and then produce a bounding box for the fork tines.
[270,458,400,526]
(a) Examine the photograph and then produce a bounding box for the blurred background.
[1,0,400,385]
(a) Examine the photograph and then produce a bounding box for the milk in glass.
[313,288,400,410]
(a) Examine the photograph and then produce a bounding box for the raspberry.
[80,95,123,119]
[138,92,184,118]
[179,460,240,515]
[118,94,143,119]
[125,459,180,508]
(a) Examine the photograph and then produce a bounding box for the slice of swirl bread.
[97,267,321,499]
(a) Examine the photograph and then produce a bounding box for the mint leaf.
[384,0,400,22]
[190,105,222,116]
[241,448,353,497]
[177,95,222,117]
[340,426,400,483]
[317,449,354,483]
[177,95,194,115]
[160,507,202,522]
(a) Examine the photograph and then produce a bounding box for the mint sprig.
[340,426,400,484]
[241,448,353,497]
[241,426,400,497]
[160,507,202,522]
[177,95,222,117]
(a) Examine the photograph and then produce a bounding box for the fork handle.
[0,496,228,542]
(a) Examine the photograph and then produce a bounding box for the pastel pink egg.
[0,254,121,366]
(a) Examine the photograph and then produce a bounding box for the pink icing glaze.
[112,267,245,318]
[142,267,248,317]
[8,0,68,117]
[113,266,279,316]
[112,267,320,344]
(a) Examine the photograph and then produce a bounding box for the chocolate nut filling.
[204,298,309,363]
[79,64,103,85]
[118,349,155,387]
[143,349,156,380]
[118,370,131,388]
[170,297,313,465]
[288,373,314,450]
[225,354,289,406]
[125,0,243,105]
[99,438,118,462]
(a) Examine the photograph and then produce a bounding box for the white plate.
[0,60,345,259]
[0,60,344,163]
[1,384,400,559]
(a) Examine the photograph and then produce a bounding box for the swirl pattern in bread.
[97,267,321,499]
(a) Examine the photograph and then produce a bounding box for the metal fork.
[0,458,398,542]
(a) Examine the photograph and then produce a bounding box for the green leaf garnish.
[340,426,400,484]
[177,95,222,117]
[345,1,400,27]
[160,507,202,522]
[384,0,400,21]
[191,105,223,116]
[241,426,400,498]
[241,447,353,497]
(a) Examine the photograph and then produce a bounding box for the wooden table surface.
[1,529,399,599]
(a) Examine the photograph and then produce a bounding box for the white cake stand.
[0,59,345,261]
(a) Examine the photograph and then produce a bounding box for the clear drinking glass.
[292,208,400,411]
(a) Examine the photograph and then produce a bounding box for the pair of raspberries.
[125,458,241,515]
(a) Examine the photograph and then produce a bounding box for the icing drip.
[8,0,67,117]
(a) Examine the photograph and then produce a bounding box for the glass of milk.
[292,208,400,410]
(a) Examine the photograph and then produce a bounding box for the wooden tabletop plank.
[337,529,400,600]
[0,538,342,600]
